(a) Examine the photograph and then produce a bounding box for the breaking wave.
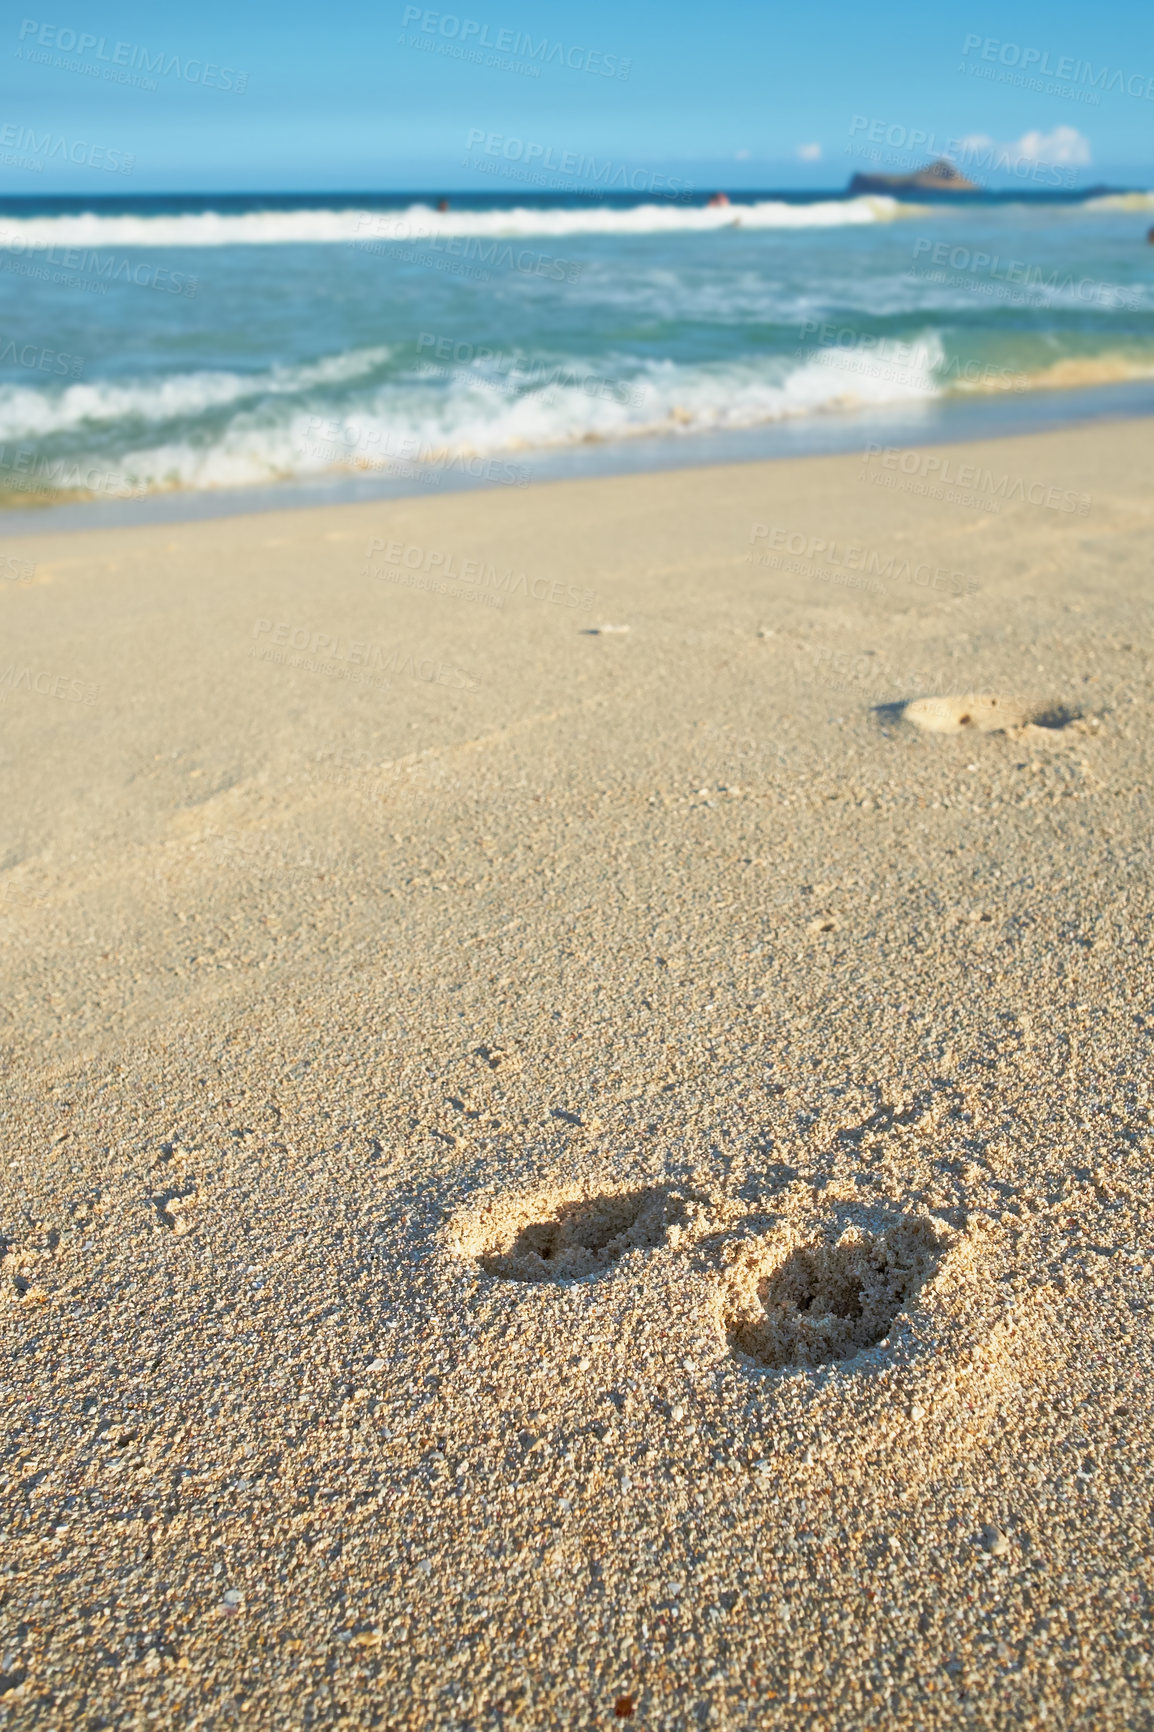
[0,197,908,249]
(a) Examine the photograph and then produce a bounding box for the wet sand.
[1,420,1152,1728]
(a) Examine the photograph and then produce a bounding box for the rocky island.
[848,156,980,193]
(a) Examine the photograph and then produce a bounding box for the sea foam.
[0,197,906,249]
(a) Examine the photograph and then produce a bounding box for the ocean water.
[0,189,1152,511]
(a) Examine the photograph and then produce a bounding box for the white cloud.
[959,126,1091,166]
[1016,126,1091,164]
[734,148,751,161]
[796,143,822,161]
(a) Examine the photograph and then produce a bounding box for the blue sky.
[2,0,1152,192]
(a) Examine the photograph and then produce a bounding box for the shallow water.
[0,189,1151,510]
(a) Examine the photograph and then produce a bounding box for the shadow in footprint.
[724,1216,945,1369]
[476,1187,690,1284]
[835,1098,926,1150]
[1029,703,1085,731]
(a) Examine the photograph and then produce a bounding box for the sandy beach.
[1,419,1152,1728]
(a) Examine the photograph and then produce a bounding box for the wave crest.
[0,197,906,249]
[1084,190,1154,210]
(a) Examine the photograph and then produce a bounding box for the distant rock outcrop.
[848,158,979,195]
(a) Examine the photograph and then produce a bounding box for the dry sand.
[1,421,1152,1729]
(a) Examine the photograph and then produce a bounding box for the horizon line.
[0,180,1145,200]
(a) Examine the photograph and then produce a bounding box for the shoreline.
[1,373,1153,536]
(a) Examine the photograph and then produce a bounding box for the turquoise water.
[0,191,1151,507]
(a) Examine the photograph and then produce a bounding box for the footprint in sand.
[717,1210,946,1370]
[454,1185,697,1284]
[879,694,1096,738]
[446,1179,1042,1482]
